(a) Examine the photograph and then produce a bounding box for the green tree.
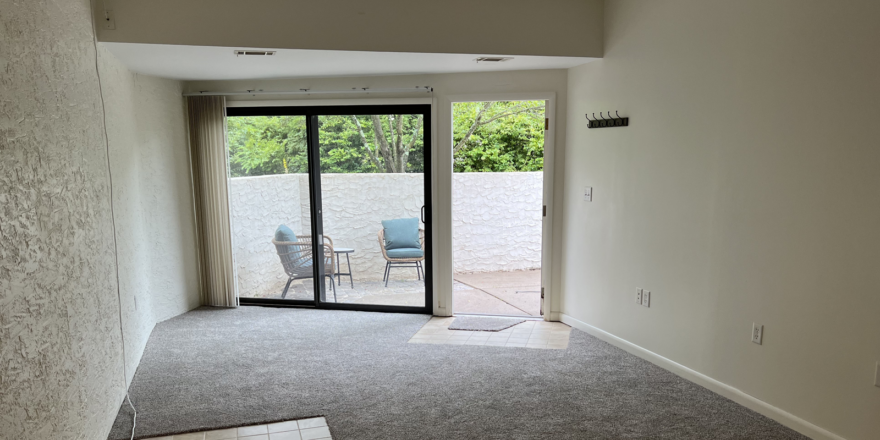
[227,114,424,177]
[226,101,544,177]
[227,116,308,176]
[452,101,545,173]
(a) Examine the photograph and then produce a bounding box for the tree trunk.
[351,116,383,171]
[401,115,424,172]
[395,114,406,172]
[370,115,396,172]
[453,102,492,154]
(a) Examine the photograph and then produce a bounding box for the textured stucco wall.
[0,1,124,439]
[228,175,304,298]
[452,172,543,273]
[229,173,541,297]
[0,2,198,439]
[230,173,424,296]
[320,173,424,279]
[98,46,200,384]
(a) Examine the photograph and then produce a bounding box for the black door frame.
[227,104,433,314]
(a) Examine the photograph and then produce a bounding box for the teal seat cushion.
[386,248,424,259]
[382,217,420,250]
[274,224,300,259]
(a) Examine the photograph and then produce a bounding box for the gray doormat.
[448,316,526,331]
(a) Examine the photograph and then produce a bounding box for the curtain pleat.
[187,96,238,307]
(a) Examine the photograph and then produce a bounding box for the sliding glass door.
[226,105,432,314]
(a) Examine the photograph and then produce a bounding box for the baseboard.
[559,313,846,440]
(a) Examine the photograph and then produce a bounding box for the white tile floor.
[141,417,332,440]
[408,317,572,349]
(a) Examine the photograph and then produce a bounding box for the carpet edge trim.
[558,313,846,440]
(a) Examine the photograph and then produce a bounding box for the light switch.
[584,186,593,202]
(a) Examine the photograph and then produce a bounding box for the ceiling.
[102,43,595,81]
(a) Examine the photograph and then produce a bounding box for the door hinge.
[545,118,549,130]
[540,287,544,316]
[543,205,547,217]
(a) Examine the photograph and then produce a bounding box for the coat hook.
[593,113,598,120]
[585,113,592,121]
[615,111,621,118]
[599,112,606,120]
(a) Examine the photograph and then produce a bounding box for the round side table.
[333,248,355,288]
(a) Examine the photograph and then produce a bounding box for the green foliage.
[452,101,545,172]
[227,114,424,177]
[226,101,544,177]
[227,116,308,176]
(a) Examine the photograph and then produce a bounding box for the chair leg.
[416,261,421,280]
[281,277,293,299]
[329,276,337,302]
[347,252,354,288]
[385,262,391,287]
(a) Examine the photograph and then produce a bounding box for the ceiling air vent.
[235,50,277,57]
[474,57,513,63]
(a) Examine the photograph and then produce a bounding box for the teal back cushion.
[382,218,420,250]
[274,224,300,260]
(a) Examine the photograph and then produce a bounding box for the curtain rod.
[182,86,433,97]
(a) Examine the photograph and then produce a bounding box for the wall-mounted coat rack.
[586,111,628,129]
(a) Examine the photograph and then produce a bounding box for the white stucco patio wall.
[228,174,304,298]
[229,172,541,297]
[452,172,543,273]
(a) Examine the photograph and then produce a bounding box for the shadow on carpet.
[108,306,808,440]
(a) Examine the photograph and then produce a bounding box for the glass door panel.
[315,111,430,309]
[226,115,316,303]
[227,105,431,313]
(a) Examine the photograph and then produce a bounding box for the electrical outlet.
[642,290,650,307]
[875,362,879,388]
[635,288,643,304]
[751,323,763,345]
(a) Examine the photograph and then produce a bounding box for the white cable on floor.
[88,2,138,439]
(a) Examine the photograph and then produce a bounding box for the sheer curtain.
[187,96,238,307]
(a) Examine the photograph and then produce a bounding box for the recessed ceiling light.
[234,50,276,57]
[474,57,513,63]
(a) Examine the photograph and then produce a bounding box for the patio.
[229,172,543,314]
[249,269,541,317]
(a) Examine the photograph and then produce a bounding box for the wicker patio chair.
[378,227,425,287]
[272,233,337,301]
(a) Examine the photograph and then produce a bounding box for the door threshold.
[452,312,543,320]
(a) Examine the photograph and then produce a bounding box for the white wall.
[229,175,304,297]
[0,1,199,438]
[185,69,568,316]
[0,2,123,438]
[453,172,542,273]
[98,45,201,384]
[94,0,603,58]
[562,2,880,440]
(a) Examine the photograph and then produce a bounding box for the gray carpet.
[108,307,808,440]
[448,316,525,331]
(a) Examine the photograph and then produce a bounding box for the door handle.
[421,205,426,223]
